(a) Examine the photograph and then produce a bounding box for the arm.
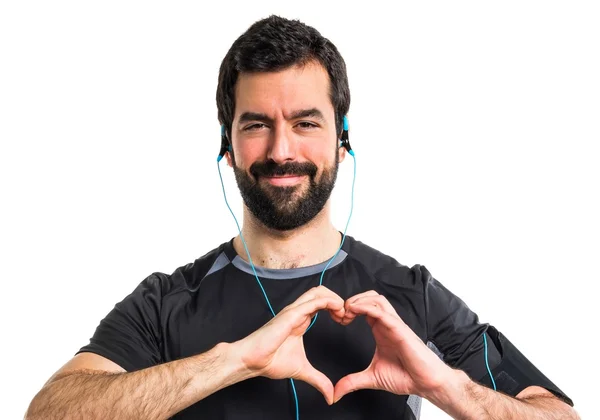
[25,343,252,420]
[429,370,580,420]
[333,291,579,419]
[26,286,344,420]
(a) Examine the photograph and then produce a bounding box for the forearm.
[427,370,579,420]
[26,342,253,420]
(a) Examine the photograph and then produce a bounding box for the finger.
[351,301,433,360]
[287,286,345,318]
[346,290,379,306]
[348,295,397,317]
[341,291,380,325]
[297,363,335,405]
[292,286,340,306]
[346,302,408,330]
[284,297,345,331]
[345,301,412,338]
[333,370,376,403]
[340,306,360,325]
[347,300,398,325]
[329,310,345,324]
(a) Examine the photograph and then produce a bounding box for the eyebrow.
[238,108,326,125]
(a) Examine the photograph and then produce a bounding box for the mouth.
[262,175,307,186]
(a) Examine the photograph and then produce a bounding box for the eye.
[296,122,318,129]
[244,123,267,131]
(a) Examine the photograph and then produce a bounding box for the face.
[227,61,345,231]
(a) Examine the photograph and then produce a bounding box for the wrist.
[425,369,474,419]
[228,336,274,379]
[188,341,257,398]
[216,341,259,384]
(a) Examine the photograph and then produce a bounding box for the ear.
[225,150,233,167]
[338,145,347,163]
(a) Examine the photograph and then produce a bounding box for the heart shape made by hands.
[240,287,452,406]
[310,291,452,404]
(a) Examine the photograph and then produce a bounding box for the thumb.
[333,370,375,403]
[297,363,335,405]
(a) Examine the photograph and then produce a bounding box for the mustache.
[250,160,318,178]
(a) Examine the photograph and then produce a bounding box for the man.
[26,15,578,420]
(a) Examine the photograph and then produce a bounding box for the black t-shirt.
[78,235,573,419]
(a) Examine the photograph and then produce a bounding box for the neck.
[233,201,342,269]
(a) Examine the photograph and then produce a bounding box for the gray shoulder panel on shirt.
[204,251,230,278]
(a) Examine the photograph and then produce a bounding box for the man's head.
[216,16,351,231]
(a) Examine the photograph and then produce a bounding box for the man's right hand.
[231,285,345,405]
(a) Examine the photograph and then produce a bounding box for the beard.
[232,151,339,231]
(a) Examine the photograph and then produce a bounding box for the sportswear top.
[78,235,573,419]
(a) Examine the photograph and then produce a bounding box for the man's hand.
[334,290,454,403]
[232,285,346,405]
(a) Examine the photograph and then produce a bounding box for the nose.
[266,124,297,164]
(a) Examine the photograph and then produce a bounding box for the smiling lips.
[263,175,307,186]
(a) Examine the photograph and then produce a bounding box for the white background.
[1,1,597,418]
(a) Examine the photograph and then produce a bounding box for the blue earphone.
[215,116,494,418]
[217,125,231,162]
[339,116,353,156]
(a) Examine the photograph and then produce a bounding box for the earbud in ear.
[339,115,354,156]
[217,124,230,162]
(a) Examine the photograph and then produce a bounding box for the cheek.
[234,145,264,169]
[298,141,335,163]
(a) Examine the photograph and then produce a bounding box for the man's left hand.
[334,290,456,403]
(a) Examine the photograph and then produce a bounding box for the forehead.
[234,61,334,120]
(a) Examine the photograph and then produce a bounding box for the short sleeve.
[417,264,574,407]
[76,273,164,372]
